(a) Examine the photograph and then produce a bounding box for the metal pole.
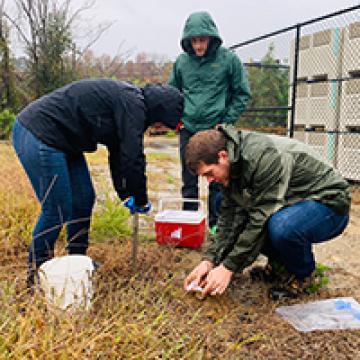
[229,4,360,50]
[289,25,301,138]
[132,212,139,271]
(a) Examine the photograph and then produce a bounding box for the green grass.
[91,196,132,242]
[305,263,331,294]
[146,152,176,162]
[165,130,177,138]
[166,175,175,184]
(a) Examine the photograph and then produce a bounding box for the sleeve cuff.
[222,258,243,273]
[203,254,216,264]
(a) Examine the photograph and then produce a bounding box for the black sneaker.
[250,261,289,283]
[268,275,304,300]
[268,273,320,300]
[268,264,330,300]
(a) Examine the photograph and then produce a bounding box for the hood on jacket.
[219,124,243,180]
[143,84,184,129]
[181,11,222,56]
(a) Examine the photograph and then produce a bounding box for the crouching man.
[183,125,350,299]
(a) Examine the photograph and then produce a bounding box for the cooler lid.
[155,210,205,224]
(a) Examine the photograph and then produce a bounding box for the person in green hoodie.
[183,126,350,299]
[169,11,251,232]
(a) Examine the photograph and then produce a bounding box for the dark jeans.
[179,128,221,227]
[266,200,349,279]
[12,120,95,271]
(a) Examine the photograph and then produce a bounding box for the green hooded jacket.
[205,125,351,273]
[168,12,251,133]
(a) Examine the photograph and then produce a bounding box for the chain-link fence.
[232,5,360,182]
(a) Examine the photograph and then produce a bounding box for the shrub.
[0,109,16,140]
[91,196,131,242]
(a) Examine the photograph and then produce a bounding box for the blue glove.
[136,201,152,214]
[124,197,152,214]
[124,197,136,215]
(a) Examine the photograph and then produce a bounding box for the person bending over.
[12,79,183,287]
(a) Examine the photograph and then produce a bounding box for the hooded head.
[142,84,183,129]
[181,12,222,57]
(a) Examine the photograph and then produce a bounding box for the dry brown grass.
[1,141,360,359]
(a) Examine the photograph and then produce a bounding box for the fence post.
[289,24,301,138]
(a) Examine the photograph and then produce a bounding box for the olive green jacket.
[205,125,351,273]
[168,12,251,133]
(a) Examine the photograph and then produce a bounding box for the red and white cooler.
[155,198,206,248]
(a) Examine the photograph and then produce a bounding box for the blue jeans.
[12,120,95,271]
[179,128,221,227]
[266,200,349,279]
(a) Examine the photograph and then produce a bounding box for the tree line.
[0,0,289,139]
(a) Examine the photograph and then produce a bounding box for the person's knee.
[40,203,72,225]
[268,216,296,249]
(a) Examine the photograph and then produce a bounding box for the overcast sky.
[83,0,359,62]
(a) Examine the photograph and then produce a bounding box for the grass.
[165,130,177,138]
[306,263,331,294]
[1,142,360,359]
[146,152,176,163]
[0,261,263,358]
[0,142,37,271]
[91,195,132,242]
[85,147,108,166]
[166,175,175,184]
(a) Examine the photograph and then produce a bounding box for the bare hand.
[183,260,214,291]
[202,264,233,296]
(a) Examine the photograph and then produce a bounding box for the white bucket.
[38,255,95,310]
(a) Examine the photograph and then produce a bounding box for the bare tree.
[74,41,133,79]
[0,0,11,108]
[4,0,114,97]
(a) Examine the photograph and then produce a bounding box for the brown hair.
[185,129,226,174]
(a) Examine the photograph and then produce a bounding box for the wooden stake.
[132,212,139,271]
